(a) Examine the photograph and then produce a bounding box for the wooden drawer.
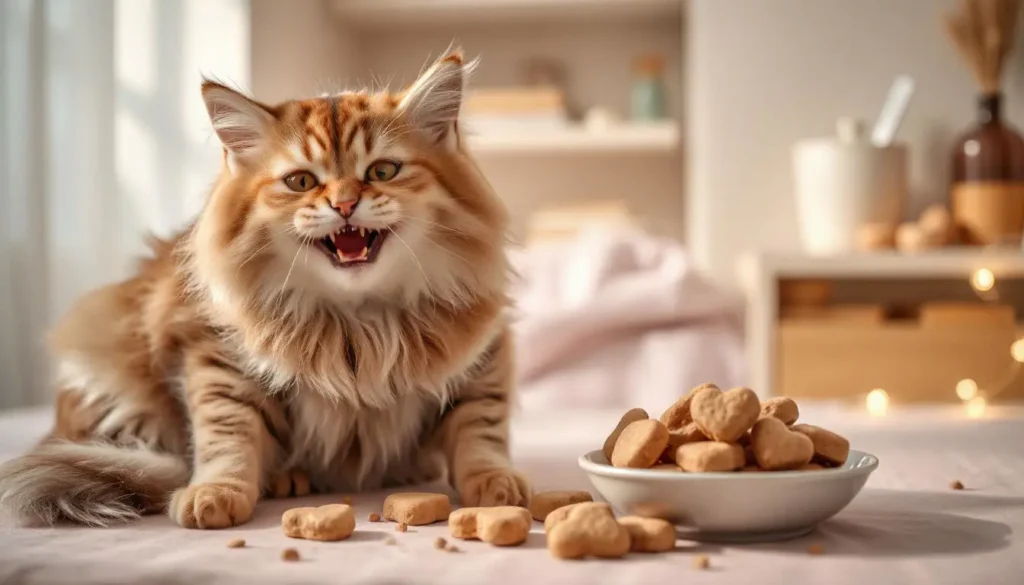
[777,321,1024,402]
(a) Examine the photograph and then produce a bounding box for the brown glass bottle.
[950,92,1024,246]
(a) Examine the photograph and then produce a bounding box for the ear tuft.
[200,80,275,161]
[398,50,473,144]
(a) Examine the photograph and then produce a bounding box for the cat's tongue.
[333,229,370,258]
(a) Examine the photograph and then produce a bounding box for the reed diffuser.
[945,0,1024,246]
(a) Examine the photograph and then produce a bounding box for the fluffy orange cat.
[0,51,530,528]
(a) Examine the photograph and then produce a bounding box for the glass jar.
[950,92,1024,246]
[630,55,666,122]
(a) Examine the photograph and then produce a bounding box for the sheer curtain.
[0,0,250,408]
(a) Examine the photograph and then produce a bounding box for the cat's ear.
[398,50,472,145]
[201,80,276,166]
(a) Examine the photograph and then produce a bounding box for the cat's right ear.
[201,80,275,168]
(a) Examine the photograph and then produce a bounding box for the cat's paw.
[458,467,531,507]
[266,469,311,499]
[169,482,255,529]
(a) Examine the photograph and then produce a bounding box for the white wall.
[687,0,1024,287]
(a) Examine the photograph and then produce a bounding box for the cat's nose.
[335,199,358,218]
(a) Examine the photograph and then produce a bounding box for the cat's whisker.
[279,238,306,294]
[388,229,432,293]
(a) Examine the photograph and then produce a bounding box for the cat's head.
[191,51,508,312]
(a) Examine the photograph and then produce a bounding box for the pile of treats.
[267,383,849,562]
[605,383,850,472]
[274,490,676,561]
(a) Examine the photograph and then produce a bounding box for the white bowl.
[579,449,878,543]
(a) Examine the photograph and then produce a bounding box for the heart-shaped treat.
[659,383,719,429]
[750,417,814,470]
[690,387,760,443]
[602,408,649,460]
[791,424,850,465]
[759,396,799,425]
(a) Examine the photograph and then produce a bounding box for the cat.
[0,50,530,528]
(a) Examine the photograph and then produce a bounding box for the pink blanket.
[510,227,746,412]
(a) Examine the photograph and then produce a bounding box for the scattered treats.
[434,537,448,550]
[750,418,814,471]
[382,493,451,526]
[384,536,397,545]
[617,516,676,553]
[602,408,649,460]
[281,548,301,562]
[692,555,710,570]
[545,502,630,560]
[759,397,799,425]
[368,512,381,522]
[807,543,825,555]
[396,522,408,533]
[226,538,246,549]
[691,387,760,443]
[610,420,669,469]
[449,506,532,546]
[445,544,461,553]
[950,480,965,490]
[791,424,851,466]
[660,383,719,429]
[282,504,355,542]
[529,490,593,521]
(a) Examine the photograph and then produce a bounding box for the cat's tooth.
[359,227,365,237]
[360,246,368,258]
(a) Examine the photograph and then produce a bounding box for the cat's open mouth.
[313,225,388,267]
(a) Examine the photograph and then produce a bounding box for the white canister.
[792,118,907,255]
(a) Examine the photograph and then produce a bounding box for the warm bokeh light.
[966,396,987,419]
[970,268,995,292]
[1012,338,1024,363]
[955,378,978,401]
[866,388,889,417]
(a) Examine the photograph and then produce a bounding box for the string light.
[865,389,889,417]
[955,378,978,401]
[970,268,995,292]
[966,396,987,419]
[1012,339,1024,363]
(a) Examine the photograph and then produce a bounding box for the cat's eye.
[366,160,401,182]
[283,170,319,192]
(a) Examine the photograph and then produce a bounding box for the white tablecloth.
[1,405,1022,584]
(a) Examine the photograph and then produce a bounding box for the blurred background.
[1,0,1023,418]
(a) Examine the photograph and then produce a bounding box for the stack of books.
[463,86,569,135]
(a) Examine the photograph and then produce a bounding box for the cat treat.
[750,418,815,471]
[660,383,719,429]
[449,506,532,546]
[282,504,356,542]
[610,419,669,468]
[382,493,451,526]
[602,408,649,460]
[690,386,761,443]
[675,441,745,472]
[759,396,800,425]
[281,548,301,562]
[529,490,594,521]
[544,502,631,560]
[617,516,676,553]
[791,424,851,466]
[226,538,246,549]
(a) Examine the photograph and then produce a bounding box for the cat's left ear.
[398,50,472,146]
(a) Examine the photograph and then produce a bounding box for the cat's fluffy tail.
[0,441,189,526]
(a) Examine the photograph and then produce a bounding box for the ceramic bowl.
[578,449,878,542]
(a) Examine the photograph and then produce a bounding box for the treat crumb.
[396,522,408,533]
[434,537,448,550]
[383,536,397,546]
[807,543,825,555]
[342,496,353,505]
[445,544,461,553]
[692,554,710,570]
[281,548,300,562]
[226,538,246,549]
[950,480,965,490]
[368,512,381,522]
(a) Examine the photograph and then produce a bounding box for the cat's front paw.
[169,482,255,529]
[458,467,531,507]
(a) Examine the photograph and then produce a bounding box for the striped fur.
[0,50,528,528]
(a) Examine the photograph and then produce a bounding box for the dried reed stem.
[944,0,1020,93]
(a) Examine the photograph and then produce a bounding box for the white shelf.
[465,122,679,155]
[331,0,682,27]
[739,250,1024,283]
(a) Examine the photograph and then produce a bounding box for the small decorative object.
[893,203,958,253]
[792,117,907,254]
[944,0,1024,246]
[629,54,666,121]
[583,107,618,131]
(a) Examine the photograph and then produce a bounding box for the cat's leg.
[440,331,530,507]
[168,345,275,529]
[266,469,311,499]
